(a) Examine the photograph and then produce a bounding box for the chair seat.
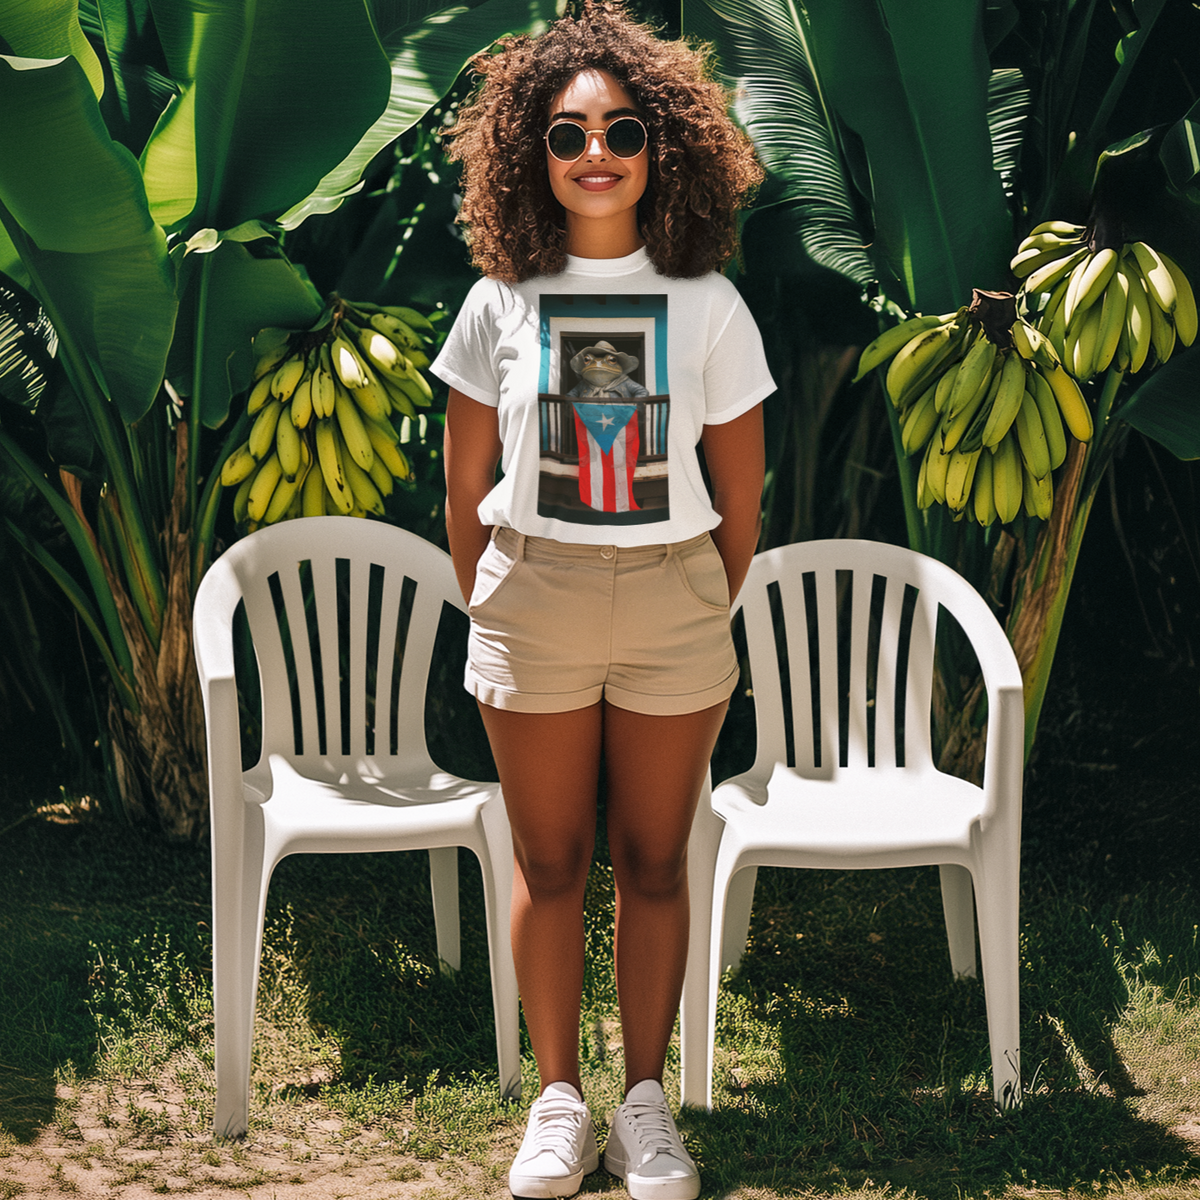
[713,762,984,862]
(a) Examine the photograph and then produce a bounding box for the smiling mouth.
[574,173,622,190]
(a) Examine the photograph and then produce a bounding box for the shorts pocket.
[672,537,730,613]
[468,539,521,614]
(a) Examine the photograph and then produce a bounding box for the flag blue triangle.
[572,403,637,455]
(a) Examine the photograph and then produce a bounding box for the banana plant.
[0,0,560,838]
[685,0,1200,775]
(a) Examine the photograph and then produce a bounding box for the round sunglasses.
[545,116,648,163]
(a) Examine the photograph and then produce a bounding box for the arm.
[444,387,503,606]
[701,403,765,603]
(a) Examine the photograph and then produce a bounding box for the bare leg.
[479,701,603,1095]
[603,699,728,1094]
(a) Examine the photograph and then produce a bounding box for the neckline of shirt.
[564,247,650,277]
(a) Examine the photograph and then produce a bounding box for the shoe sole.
[604,1150,700,1200]
[509,1150,599,1198]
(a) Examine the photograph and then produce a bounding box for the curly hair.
[444,1,762,282]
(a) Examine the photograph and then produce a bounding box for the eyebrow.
[548,106,642,122]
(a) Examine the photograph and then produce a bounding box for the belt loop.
[514,533,527,561]
[490,525,501,542]
[660,541,674,569]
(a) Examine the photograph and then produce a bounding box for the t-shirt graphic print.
[536,293,669,526]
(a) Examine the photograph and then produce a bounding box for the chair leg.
[939,863,977,979]
[212,815,270,1139]
[974,855,1021,1110]
[478,803,521,1100]
[428,846,461,974]
[680,786,721,1109]
[720,865,758,976]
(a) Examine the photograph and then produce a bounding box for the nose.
[585,130,606,158]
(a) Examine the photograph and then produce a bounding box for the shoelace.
[526,1096,586,1160]
[621,1098,681,1157]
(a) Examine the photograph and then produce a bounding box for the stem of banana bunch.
[1007,363,1124,760]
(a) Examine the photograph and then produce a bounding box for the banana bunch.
[219,300,437,529]
[1012,221,1198,380]
[856,291,1095,528]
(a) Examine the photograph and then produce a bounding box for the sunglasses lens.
[547,123,587,160]
[605,117,646,158]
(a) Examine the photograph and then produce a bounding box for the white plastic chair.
[680,539,1024,1112]
[193,517,520,1137]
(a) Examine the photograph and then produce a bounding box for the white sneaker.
[508,1081,599,1198]
[603,1079,700,1200]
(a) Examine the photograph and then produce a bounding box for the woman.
[432,5,773,1197]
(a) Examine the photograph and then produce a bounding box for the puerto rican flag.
[572,403,640,513]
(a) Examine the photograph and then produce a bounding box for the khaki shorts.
[465,527,739,715]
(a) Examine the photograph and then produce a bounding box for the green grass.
[0,613,1197,1198]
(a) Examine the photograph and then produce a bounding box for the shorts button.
[600,545,615,559]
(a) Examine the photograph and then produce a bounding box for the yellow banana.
[854,313,952,382]
[901,383,940,455]
[886,323,955,405]
[1028,219,1086,240]
[1148,289,1176,365]
[369,311,423,350]
[1029,367,1067,470]
[1016,230,1084,256]
[366,421,412,479]
[379,374,419,419]
[1014,389,1051,480]
[944,447,982,512]
[1040,363,1093,442]
[1123,260,1154,373]
[1129,241,1177,313]
[301,457,327,517]
[1067,302,1102,381]
[315,417,354,514]
[334,385,375,470]
[1023,245,1088,295]
[922,436,953,507]
[980,351,1028,449]
[247,452,283,523]
[246,372,275,416]
[1159,252,1197,346]
[270,354,306,402]
[945,332,996,420]
[933,360,960,414]
[350,376,392,424]
[1023,465,1054,520]
[364,414,400,445]
[1093,268,1128,376]
[232,471,255,525]
[331,334,372,390]
[992,432,1023,525]
[1064,247,1118,326]
[943,359,997,452]
[341,444,386,516]
[249,397,284,461]
[312,349,337,419]
[1011,243,1076,279]
[220,441,258,487]
[405,348,431,370]
[973,448,997,527]
[380,304,434,332]
[251,338,291,381]
[359,328,408,374]
[275,408,303,480]
[1010,319,1059,370]
[264,465,303,525]
[290,373,314,429]
[368,454,395,498]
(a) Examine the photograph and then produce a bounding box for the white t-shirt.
[432,247,775,547]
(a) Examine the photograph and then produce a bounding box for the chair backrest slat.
[845,568,872,770]
[873,574,907,768]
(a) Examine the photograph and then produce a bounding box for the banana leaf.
[0,53,176,423]
[278,0,564,229]
[1116,346,1200,460]
[1159,97,1200,194]
[92,0,177,155]
[0,272,57,410]
[683,0,873,287]
[0,0,104,97]
[988,68,1030,202]
[168,239,323,428]
[139,0,393,236]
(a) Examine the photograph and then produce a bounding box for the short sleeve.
[430,279,502,406]
[702,288,776,425]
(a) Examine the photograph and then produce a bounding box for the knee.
[611,842,688,902]
[513,839,592,901]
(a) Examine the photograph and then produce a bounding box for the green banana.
[853,313,947,382]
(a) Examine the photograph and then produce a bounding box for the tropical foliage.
[0,0,559,838]
[686,0,1200,773]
